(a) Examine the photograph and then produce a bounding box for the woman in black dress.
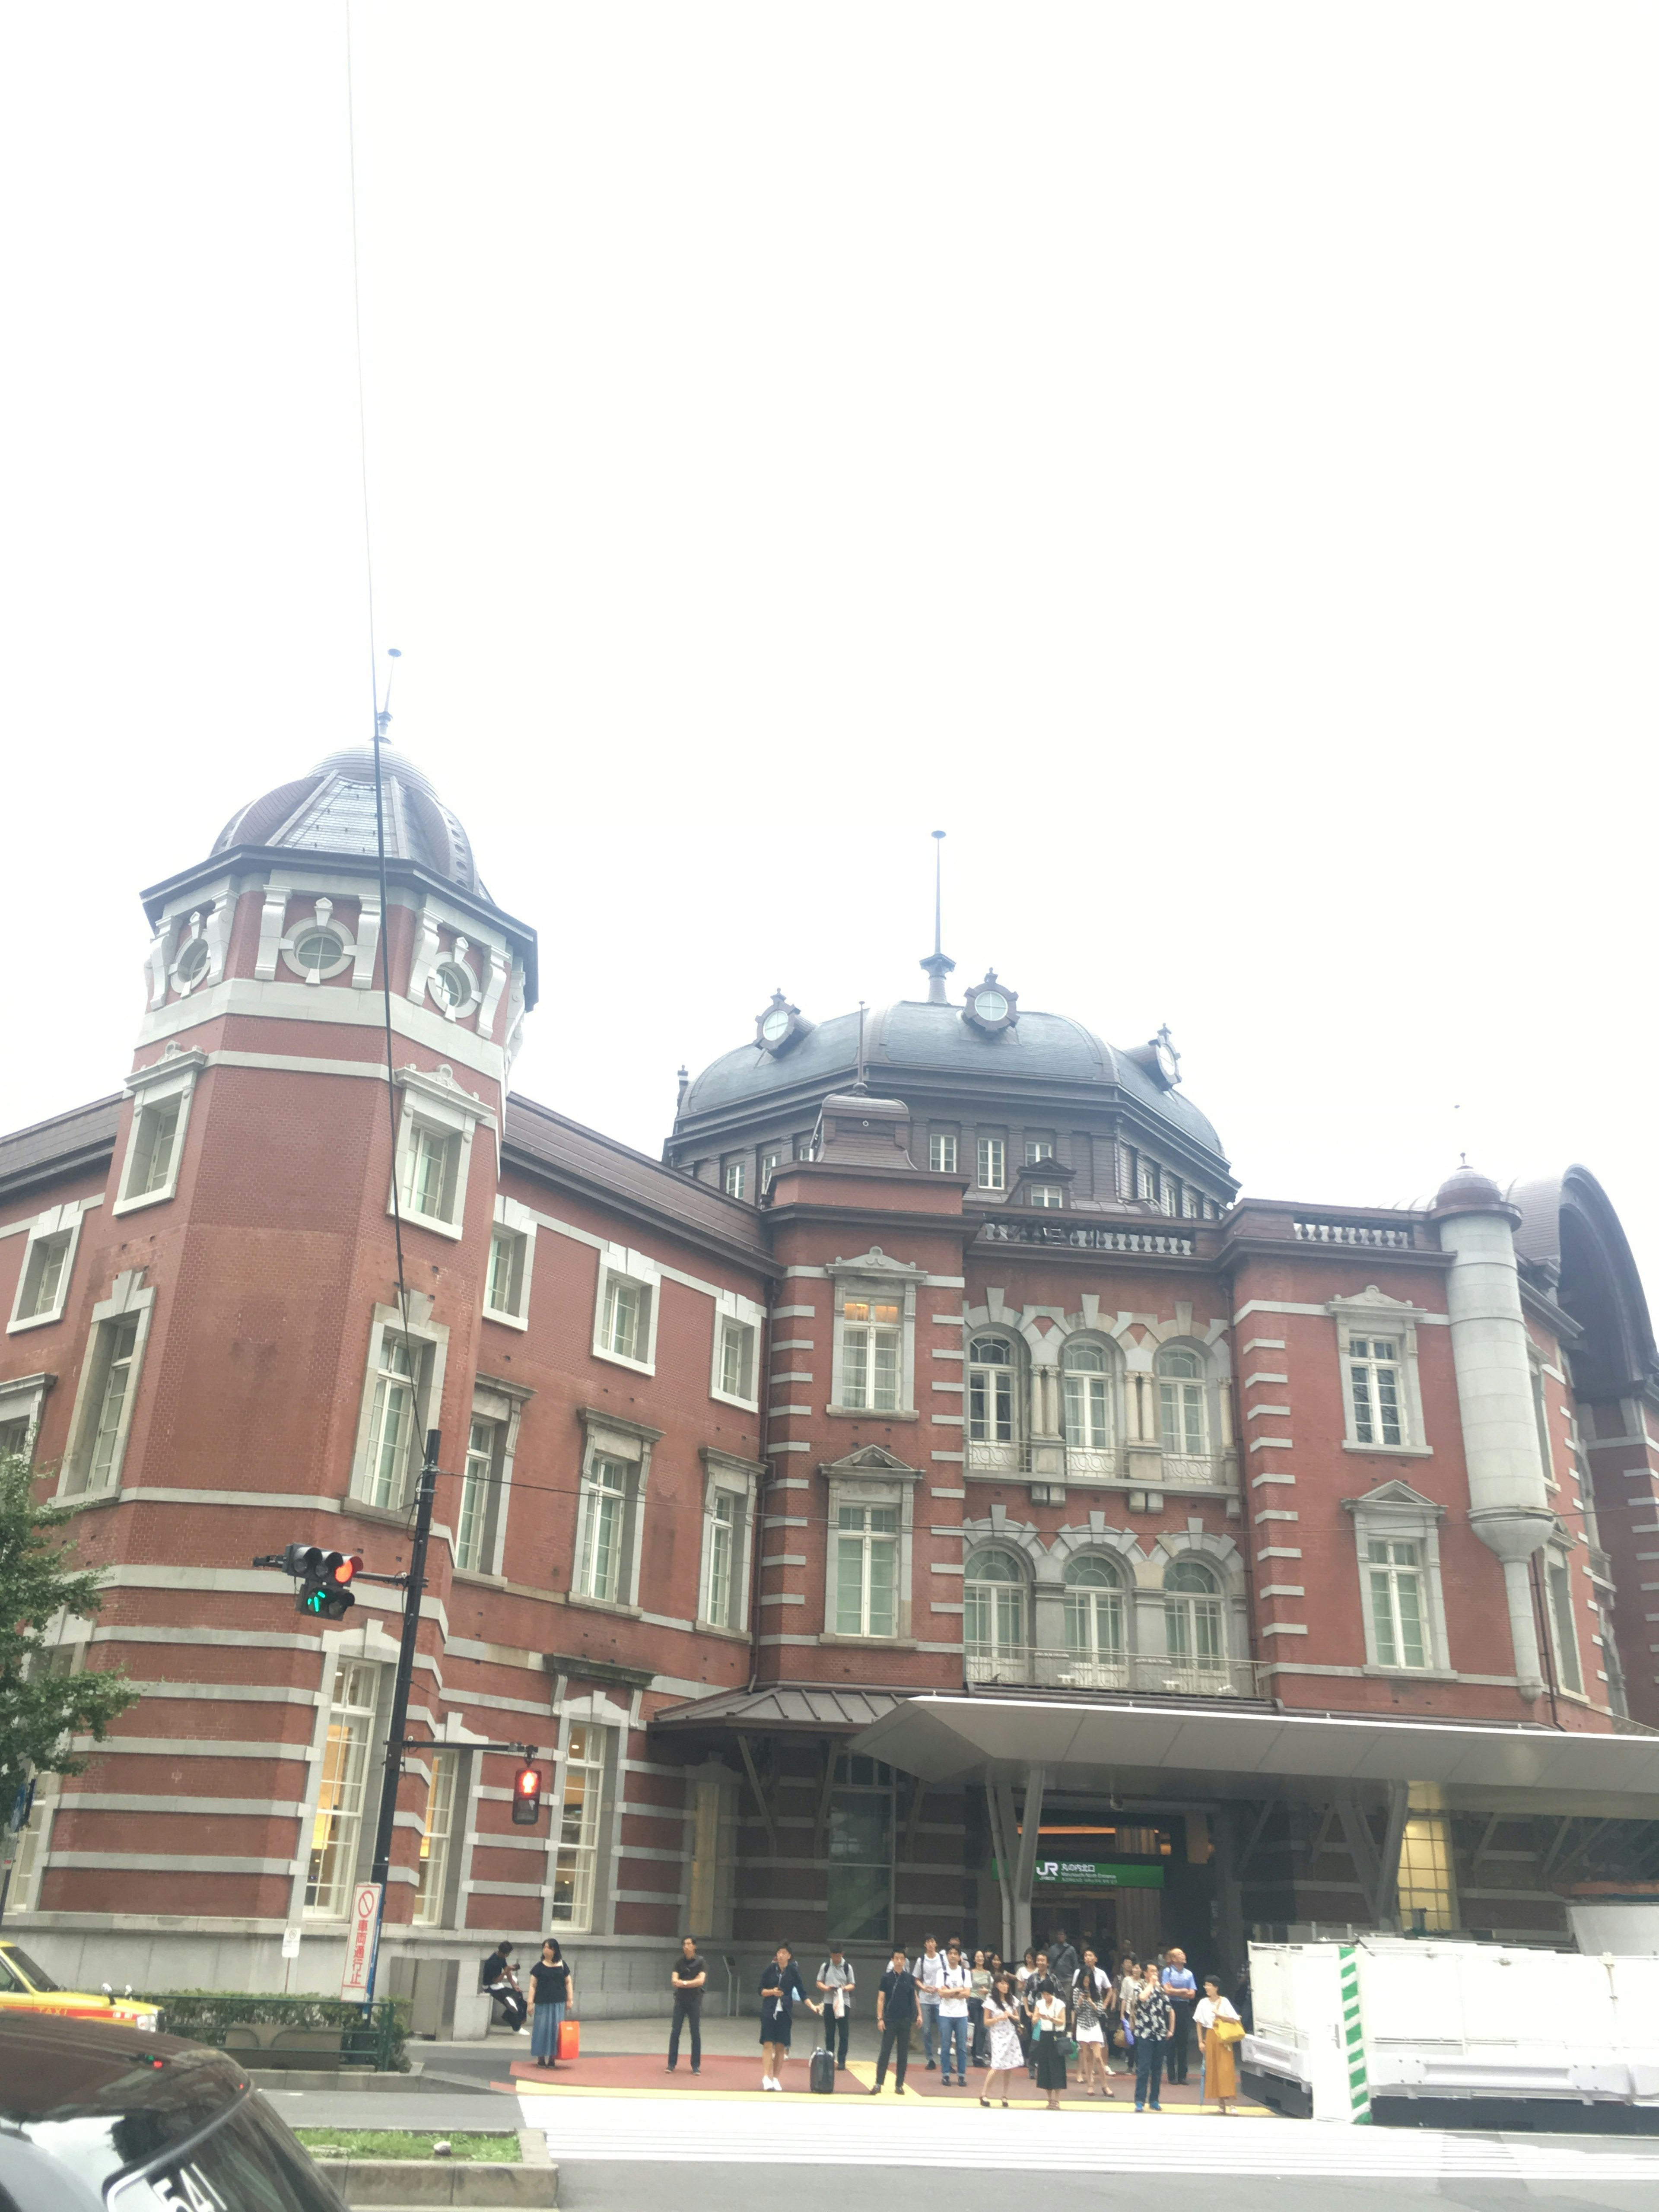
[1029,1976,1069,2109]
[758,1944,817,2091]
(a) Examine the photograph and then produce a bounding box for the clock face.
[974,989,1008,1023]
[761,1007,791,1043]
[1155,1038,1178,1083]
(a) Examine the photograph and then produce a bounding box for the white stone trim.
[1328,1287,1433,1457]
[827,1249,925,1414]
[7,1200,95,1336]
[820,1446,922,1643]
[1343,1478,1452,1675]
[57,1271,156,1499]
[483,1193,538,1328]
[591,1243,664,1376]
[347,1300,451,1511]
[709,1287,765,1411]
[698,1449,763,1634]
[388,1064,493,1241]
[113,1050,204,1217]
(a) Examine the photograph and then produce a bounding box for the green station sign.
[992,1859,1165,1889]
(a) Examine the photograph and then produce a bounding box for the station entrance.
[1010,1805,1224,1970]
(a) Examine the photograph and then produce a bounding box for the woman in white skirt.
[977,1971,1026,2107]
[1070,1961,1113,2097]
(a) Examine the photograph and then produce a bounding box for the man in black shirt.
[480,1942,526,2032]
[667,1936,708,2074]
[871,1945,918,2094]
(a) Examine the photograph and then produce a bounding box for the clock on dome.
[1152,1025,1182,1087]
[963,969,1020,1036]
[754,990,808,1055]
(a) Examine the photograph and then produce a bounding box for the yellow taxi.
[0,1939,161,2028]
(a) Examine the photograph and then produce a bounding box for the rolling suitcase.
[809,2046,836,2094]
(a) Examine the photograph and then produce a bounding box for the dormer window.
[1027,1184,1063,1209]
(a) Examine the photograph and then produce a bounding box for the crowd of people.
[483,1927,1247,2110]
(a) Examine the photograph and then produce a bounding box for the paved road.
[526,2093,1659,2204]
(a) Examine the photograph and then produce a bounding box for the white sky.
[4,6,1656,1297]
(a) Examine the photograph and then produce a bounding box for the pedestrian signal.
[512,1764,542,1826]
[292,1548,361,1621]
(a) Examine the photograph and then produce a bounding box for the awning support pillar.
[1010,1763,1048,1961]
[985,1783,1017,1958]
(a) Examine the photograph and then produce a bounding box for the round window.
[175,937,210,985]
[974,989,1008,1023]
[761,1007,791,1042]
[292,927,345,973]
[436,961,474,1007]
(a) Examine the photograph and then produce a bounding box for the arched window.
[968,1336,1017,1444]
[1062,1556,1125,1684]
[1163,1558,1224,1669]
[1158,1346,1208,1459]
[1062,1342,1112,1451]
[964,1548,1027,1682]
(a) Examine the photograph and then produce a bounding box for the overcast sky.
[4,6,1656,1293]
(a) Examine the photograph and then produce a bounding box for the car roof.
[0,2009,244,2126]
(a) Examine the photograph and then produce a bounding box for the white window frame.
[1344,1481,1453,1678]
[570,1410,661,1613]
[58,1271,156,1499]
[722,1157,747,1200]
[827,1254,922,1416]
[592,1244,662,1376]
[1329,1290,1433,1457]
[549,1718,611,1933]
[698,1448,762,1634]
[0,1372,55,1465]
[452,1375,532,1578]
[8,1199,94,1334]
[760,1149,782,1192]
[929,1134,959,1174]
[1026,1183,1064,1209]
[483,1194,537,1328]
[964,1546,1029,1675]
[388,1067,493,1243]
[976,1136,1007,1191]
[1061,1342,1116,1457]
[347,1301,450,1512]
[709,1287,763,1411]
[1156,1344,1210,1459]
[305,1657,381,1919]
[1024,1139,1054,1164]
[1544,1543,1585,1697]
[820,1452,919,1645]
[413,1748,462,1926]
[113,1052,203,1217]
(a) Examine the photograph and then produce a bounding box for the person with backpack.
[815,1943,856,2071]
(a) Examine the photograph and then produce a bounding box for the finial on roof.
[676,1065,690,1111]
[919,829,955,1004]
[375,647,402,743]
[853,1000,869,1093]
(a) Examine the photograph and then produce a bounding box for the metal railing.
[964,1646,1269,1699]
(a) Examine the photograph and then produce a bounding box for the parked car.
[0,1939,161,2028]
[0,2009,345,2211]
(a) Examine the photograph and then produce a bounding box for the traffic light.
[511,1763,542,1826]
[288,1548,361,1621]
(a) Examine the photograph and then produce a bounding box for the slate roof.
[651,1684,905,1731]
[211,743,485,896]
[0,1094,121,1203]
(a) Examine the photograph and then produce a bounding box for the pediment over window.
[1341,1478,1445,1518]
[820,1443,919,1479]
[1328,1286,1431,1321]
[826,1246,928,1281]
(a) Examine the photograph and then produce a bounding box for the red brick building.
[4,741,1658,2024]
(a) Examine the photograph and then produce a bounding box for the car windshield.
[1,1945,61,1992]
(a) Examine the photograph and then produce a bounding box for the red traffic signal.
[296,1549,362,1621]
[511,1764,543,1826]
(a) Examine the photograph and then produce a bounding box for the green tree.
[0,1451,139,1813]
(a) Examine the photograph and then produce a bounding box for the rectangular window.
[706,1491,738,1628]
[826,1785,893,1946]
[306,1661,378,1917]
[969,1365,1014,1443]
[0,1417,31,1462]
[457,1417,497,1572]
[977,1138,1006,1191]
[1368,1537,1428,1669]
[125,1097,182,1201]
[1547,1557,1583,1694]
[16,1232,72,1322]
[1350,1338,1405,1447]
[364,1336,421,1510]
[719,1318,754,1401]
[1138,1163,1157,1203]
[929,1134,958,1174]
[761,1150,781,1192]
[401,1123,459,1224]
[88,1316,140,1490]
[486,1227,527,1320]
[575,1455,629,1602]
[723,1159,747,1200]
[1027,1184,1063,1209]
[601,1274,649,1363]
[1024,1140,1054,1164]
[413,1751,458,1926]
[551,1723,607,1931]
[1064,1373,1110,1448]
[842,1299,900,1411]
[1159,1376,1205,1458]
[1531,1362,1555,1484]
[836,1502,898,1636]
[793,1133,814,1161]
[1396,1810,1457,1932]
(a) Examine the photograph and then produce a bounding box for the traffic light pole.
[362,1427,439,2007]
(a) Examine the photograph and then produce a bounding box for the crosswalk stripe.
[524,2094,1659,2178]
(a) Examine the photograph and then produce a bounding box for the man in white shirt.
[935,1941,972,2085]
[816,1944,856,2070]
[913,1935,946,2069]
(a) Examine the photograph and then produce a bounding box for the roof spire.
[375,646,401,743]
[919,829,955,1004]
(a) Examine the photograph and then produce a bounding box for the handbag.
[1213,2016,1245,2046]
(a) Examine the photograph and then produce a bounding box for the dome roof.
[212,743,486,896]
[1431,1162,1508,1215]
[679,997,1228,1163]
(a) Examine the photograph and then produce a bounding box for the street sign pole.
[360,1428,439,2011]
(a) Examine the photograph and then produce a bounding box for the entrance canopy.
[850,1694,1659,1816]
